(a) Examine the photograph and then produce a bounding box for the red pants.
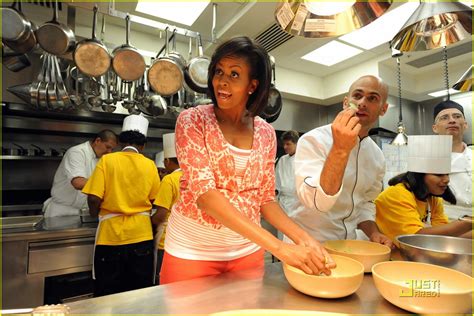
[159,249,265,285]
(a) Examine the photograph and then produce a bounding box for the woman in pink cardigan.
[160,36,334,284]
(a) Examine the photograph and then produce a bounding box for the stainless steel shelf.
[1,156,62,160]
[2,204,44,212]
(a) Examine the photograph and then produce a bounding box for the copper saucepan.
[112,14,146,82]
[148,28,184,96]
[36,0,76,56]
[73,6,110,78]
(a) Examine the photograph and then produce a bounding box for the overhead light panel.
[301,40,362,66]
[428,89,460,97]
[339,2,419,50]
[304,1,355,16]
[136,1,210,26]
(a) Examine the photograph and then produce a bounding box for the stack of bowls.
[323,240,391,273]
[372,261,472,314]
[283,254,364,298]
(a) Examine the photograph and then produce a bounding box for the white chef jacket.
[43,141,98,217]
[291,124,385,242]
[275,154,299,216]
[444,144,472,220]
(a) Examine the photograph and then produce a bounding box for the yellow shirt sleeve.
[430,197,449,226]
[375,183,424,243]
[154,176,174,210]
[82,158,105,199]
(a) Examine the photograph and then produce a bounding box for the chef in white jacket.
[290,75,393,247]
[432,100,472,220]
[42,130,118,217]
[275,130,299,216]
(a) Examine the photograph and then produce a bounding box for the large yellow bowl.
[283,254,364,299]
[372,261,473,314]
[324,240,391,273]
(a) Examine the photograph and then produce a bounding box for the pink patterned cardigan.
[173,104,277,229]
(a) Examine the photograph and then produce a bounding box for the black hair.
[118,131,147,146]
[433,100,464,120]
[207,36,272,117]
[96,129,117,142]
[166,157,179,165]
[388,172,456,204]
[281,130,299,143]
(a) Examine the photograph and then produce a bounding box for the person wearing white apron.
[375,135,472,246]
[151,133,183,284]
[82,115,161,297]
[432,100,473,220]
[42,130,118,218]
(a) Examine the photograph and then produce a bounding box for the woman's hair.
[119,130,147,146]
[207,36,272,117]
[388,172,456,204]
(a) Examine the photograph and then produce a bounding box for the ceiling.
[20,1,473,104]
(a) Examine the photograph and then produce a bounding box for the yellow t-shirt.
[153,169,183,249]
[375,183,449,245]
[82,151,161,245]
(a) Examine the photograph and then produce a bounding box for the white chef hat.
[407,135,452,174]
[155,151,165,168]
[163,133,176,158]
[122,115,149,137]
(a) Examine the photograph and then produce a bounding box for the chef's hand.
[370,231,395,249]
[274,242,335,276]
[331,107,361,153]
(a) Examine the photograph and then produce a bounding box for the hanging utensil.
[46,55,59,110]
[53,55,73,110]
[261,56,282,123]
[73,5,111,77]
[36,0,76,56]
[37,55,50,110]
[2,0,37,54]
[148,27,184,96]
[2,44,31,72]
[112,14,146,82]
[184,34,210,94]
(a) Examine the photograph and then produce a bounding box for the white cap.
[163,133,176,158]
[122,115,149,137]
[155,151,165,168]
[407,135,452,174]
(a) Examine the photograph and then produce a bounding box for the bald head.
[348,75,388,104]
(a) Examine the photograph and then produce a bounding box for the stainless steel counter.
[67,263,408,314]
[2,216,98,308]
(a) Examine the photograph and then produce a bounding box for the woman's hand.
[273,240,336,276]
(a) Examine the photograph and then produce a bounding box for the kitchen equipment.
[396,234,472,275]
[30,144,46,156]
[324,239,391,273]
[260,55,281,123]
[184,34,210,94]
[36,0,76,56]
[46,55,59,110]
[12,143,34,156]
[0,215,43,229]
[111,15,145,82]
[37,55,50,110]
[283,254,364,298]
[136,66,167,117]
[2,45,31,72]
[73,6,110,78]
[148,28,184,96]
[372,261,472,314]
[2,0,37,54]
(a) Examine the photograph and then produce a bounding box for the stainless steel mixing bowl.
[396,234,472,275]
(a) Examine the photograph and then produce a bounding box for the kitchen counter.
[2,215,97,242]
[67,262,408,314]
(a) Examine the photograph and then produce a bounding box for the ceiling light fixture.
[275,0,393,38]
[301,40,363,66]
[339,2,419,50]
[390,51,408,146]
[391,1,472,52]
[428,89,460,98]
[135,1,210,26]
[452,65,473,92]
